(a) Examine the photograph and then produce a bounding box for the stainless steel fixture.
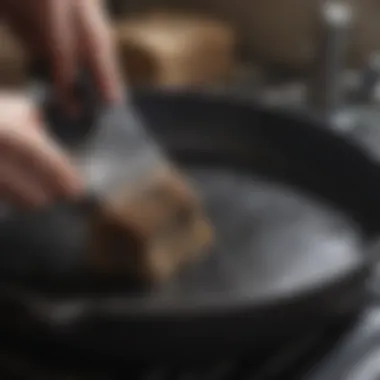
[308,1,353,118]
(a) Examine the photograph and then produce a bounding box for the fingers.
[0,92,43,131]
[0,134,83,209]
[41,0,78,111]
[0,160,48,209]
[0,94,84,209]
[1,0,78,110]
[27,133,83,199]
[74,0,123,103]
[1,0,123,105]
[0,128,83,202]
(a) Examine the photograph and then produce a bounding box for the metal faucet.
[308,1,353,120]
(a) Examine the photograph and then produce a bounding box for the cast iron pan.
[0,88,379,360]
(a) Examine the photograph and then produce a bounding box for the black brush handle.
[32,65,101,148]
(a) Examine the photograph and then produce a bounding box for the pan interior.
[0,91,368,314]
[137,165,363,309]
[0,158,364,313]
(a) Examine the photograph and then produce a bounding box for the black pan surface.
[0,89,379,358]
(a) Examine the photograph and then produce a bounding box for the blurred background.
[1,0,380,113]
[0,1,380,379]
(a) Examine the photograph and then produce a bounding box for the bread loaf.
[114,12,237,87]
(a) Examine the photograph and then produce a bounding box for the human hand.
[0,93,83,209]
[0,0,123,109]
